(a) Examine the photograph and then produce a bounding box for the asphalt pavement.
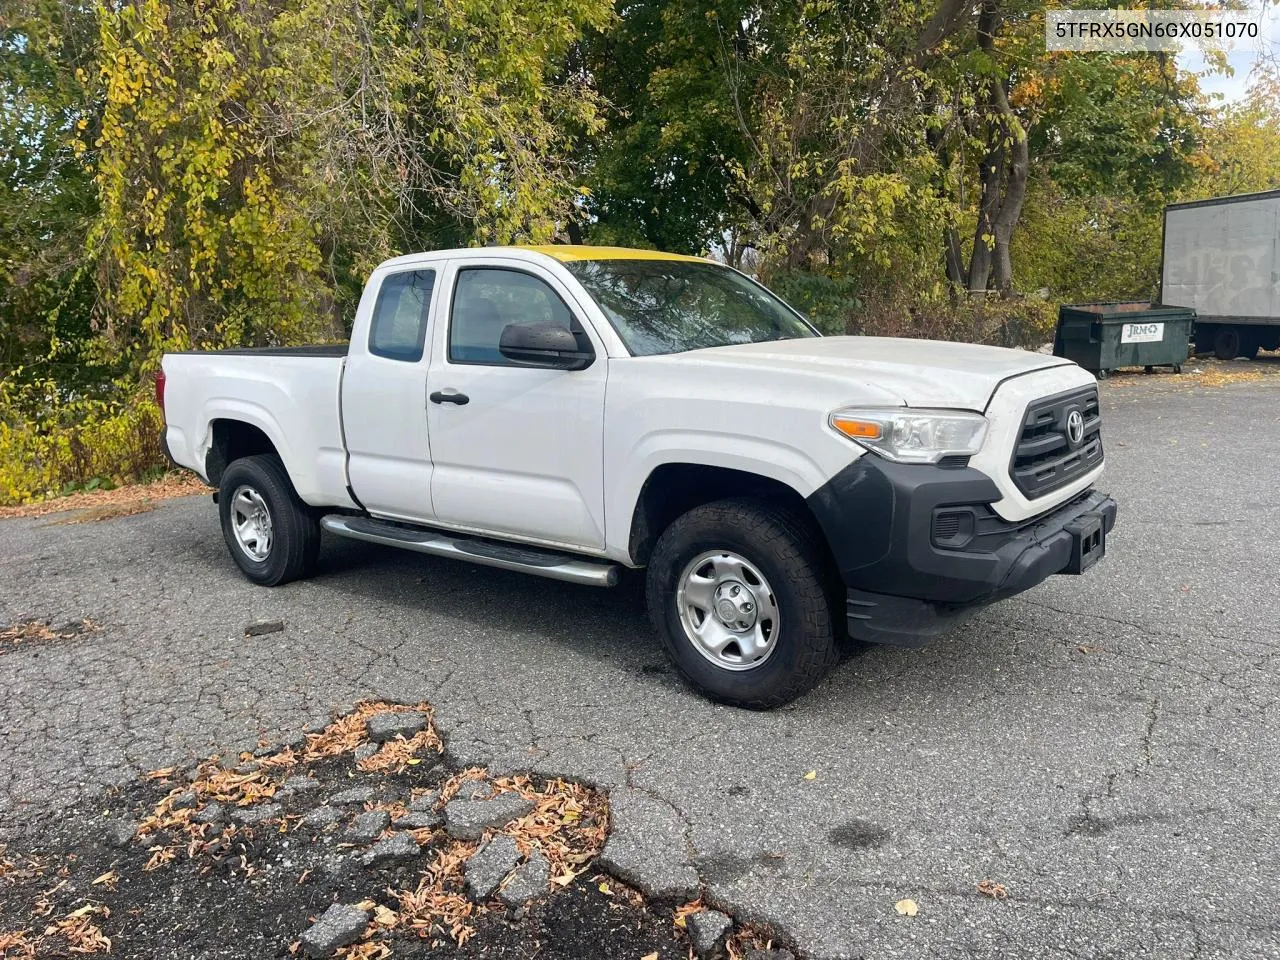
[2,362,1278,959]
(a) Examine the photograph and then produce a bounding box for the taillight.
[155,369,166,413]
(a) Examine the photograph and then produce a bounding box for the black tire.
[218,454,320,586]
[1213,326,1242,361]
[1173,363,1183,375]
[645,498,840,709]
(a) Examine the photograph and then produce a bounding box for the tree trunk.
[989,81,1028,297]
[944,225,965,288]
[967,137,1003,295]
[963,0,1029,299]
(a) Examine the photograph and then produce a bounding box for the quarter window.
[369,269,436,362]
[450,268,576,365]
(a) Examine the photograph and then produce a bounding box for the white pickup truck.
[161,245,1116,708]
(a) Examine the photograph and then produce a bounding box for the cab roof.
[377,244,711,271]
[517,244,708,264]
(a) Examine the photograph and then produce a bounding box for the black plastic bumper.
[805,457,1117,646]
[159,429,178,469]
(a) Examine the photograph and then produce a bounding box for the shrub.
[847,296,1058,350]
[0,378,163,505]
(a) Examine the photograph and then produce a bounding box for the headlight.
[829,408,988,464]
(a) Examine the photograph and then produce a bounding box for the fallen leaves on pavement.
[894,898,919,916]
[127,701,610,954]
[0,930,36,959]
[977,879,1009,900]
[0,618,100,654]
[49,501,157,524]
[1,904,112,958]
[0,471,209,519]
[46,904,112,953]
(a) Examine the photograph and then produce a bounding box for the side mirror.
[498,322,595,370]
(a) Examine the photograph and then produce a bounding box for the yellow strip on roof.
[519,244,709,264]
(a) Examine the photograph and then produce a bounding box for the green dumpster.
[1053,302,1194,378]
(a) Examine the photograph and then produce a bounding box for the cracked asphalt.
[3,367,1279,959]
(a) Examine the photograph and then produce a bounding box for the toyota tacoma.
[160,246,1116,708]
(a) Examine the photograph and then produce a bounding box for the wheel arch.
[626,462,834,569]
[205,418,283,488]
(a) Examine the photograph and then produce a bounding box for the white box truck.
[1161,189,1280,359]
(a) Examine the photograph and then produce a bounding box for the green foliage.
[87,0,613,375]
[0,377,162,505]
[2,0,612,503]
[0,1,102,392]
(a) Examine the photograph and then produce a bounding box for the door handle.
[429,389,469,405]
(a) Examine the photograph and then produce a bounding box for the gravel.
[444,794,535,841]
[298,903,370,958]
[192,802,225,825]
[359,832,419,868]
[464,834,521,901]
[364,711,427,743]
[102,819,137,848]
[687,909,732,958]
[345,809,391,844]
[327,787,375,806]
[392,809,440,830]
[278,775,320,798]
[300,806,342,831]
[497,850,550,906]
[230,803,282,826]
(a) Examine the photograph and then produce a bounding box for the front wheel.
[218,454,320,586]
[645,498,840,709]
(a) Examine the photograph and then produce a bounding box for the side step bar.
[320,515,620,588]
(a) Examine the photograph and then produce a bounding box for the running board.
[320,515,620,587]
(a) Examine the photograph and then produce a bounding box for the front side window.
[450,267,576,365]
[563,259,816,357]
[369,269,436,362]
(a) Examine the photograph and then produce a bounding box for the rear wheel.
[218,454,320,586]
[645,498,840,709]
[1213,326,1244,360]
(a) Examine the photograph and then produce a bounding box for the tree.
[0,1,100,392]
[88,0,613,374]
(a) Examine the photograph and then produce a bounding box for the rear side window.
[369,269,436,361]
[449,267,575,365]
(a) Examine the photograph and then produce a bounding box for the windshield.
[563,259,817,356]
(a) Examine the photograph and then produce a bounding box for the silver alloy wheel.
[230,485,273,563]
[676,550,780,671]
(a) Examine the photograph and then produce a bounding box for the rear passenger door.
[341,267,439,522]
[424,261,608,550]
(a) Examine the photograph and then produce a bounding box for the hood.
[667,335,1073,409]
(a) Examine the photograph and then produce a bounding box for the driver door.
[424,261,608,551]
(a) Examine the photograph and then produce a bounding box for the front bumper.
[805,457,1117,646]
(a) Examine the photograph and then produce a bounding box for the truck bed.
[161,349,354,508]
[166,344,349,357]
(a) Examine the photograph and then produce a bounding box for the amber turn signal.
[830,417,882,440]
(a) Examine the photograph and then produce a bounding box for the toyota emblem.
[1066,409,1085,446]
